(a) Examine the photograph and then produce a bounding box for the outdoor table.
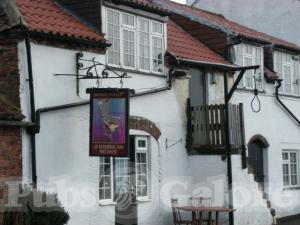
[177,206,235,225]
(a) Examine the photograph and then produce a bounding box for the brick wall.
[0,30,22,225]
[0,30,23,121]
[0,127,22,225]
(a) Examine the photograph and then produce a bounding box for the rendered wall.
[18,41,193,225]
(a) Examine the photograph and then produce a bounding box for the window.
[107,9,121,66]
[138,18,150,71]
[234,43,264,89]
[99,157,113,201]
[106,8,165,73]
[99,136,150,202]
[135,137,149,198]
[274,51,300,95]
[282,150,299,187]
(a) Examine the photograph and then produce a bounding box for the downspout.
[275,79,300,125]
[23,27,38,187]
[223,71,234,225]
[225,35,235,225]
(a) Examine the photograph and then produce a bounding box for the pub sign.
[88,88,129,157]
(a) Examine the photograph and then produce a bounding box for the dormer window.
[234,43,264,90]
[106,8,165,74]
[274,51,300,95]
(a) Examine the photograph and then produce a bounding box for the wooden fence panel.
[191,103,244,149]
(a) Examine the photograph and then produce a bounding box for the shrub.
[2,186,69,225]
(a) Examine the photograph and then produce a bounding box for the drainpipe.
[23,27,38,187]
[275,79,300,125]
[223,71,234,225]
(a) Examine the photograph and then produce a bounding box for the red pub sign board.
[88,88,129,157]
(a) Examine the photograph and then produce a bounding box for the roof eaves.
[170,54,236,71]
[273,43,300,55]
[110,0,170,16]
[238,34,272,46]
[153,0,236,36]
[28,30,111,48]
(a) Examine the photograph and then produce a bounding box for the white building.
[1,0,300,225]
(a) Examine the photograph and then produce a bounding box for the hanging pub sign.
[87,88,129,157]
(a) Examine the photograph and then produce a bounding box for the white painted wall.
[18,40,194,225]
[231,85,300,219]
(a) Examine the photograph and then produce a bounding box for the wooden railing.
[191,103,245,150]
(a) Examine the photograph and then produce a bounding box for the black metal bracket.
[226,65,259,102]
[54,52,131,95]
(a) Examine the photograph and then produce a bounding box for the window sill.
[236,87,265,93]
[106,65,166,78]
[99,201,116,206]
[137,198,151,202]
[283,186,300,191]
[278,93,300,99]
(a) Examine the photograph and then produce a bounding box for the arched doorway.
[248,135,269,184]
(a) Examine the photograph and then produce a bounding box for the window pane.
[115,158,130,193]
[123,29,135,68]
[138,18,150,71]
[234,44,243,87]
[138,139,146,148]
[282,152,289,160]
[99,157,112,200]
[290,152,297,163]
[284,65,292,93]
[122,13,135,27]
[136,150,148,198]
[152,36,163,73]
[293,60,300,95]
[107,10,120,65]
[152,21,163,34]
[244,57,253,88]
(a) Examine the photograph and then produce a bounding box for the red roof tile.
[16,0,104,41]
[157,0,300,50]
[167,20,229,65]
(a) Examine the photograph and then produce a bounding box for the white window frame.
[121,12,136,70]
[274,51,300,95]
[282,150,299,188]
[137,17,151,73]
[99,136,151,203]
[135,136,150,200]
[106,8,121,68]
[150,22,164,74]
[234,43,264,90]
[99,157,114,203]
[105,8,165,74]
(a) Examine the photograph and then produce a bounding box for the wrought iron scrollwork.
[54,52,130,95]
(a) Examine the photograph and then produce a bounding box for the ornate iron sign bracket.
[54,52,131,95]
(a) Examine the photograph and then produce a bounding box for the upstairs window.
[282,150,299,187]
[106,8,165,74]
[274,51,300,95]
[234,43,264,90]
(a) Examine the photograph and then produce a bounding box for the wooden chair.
[190,196,215,225]
[171,198,192,225]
